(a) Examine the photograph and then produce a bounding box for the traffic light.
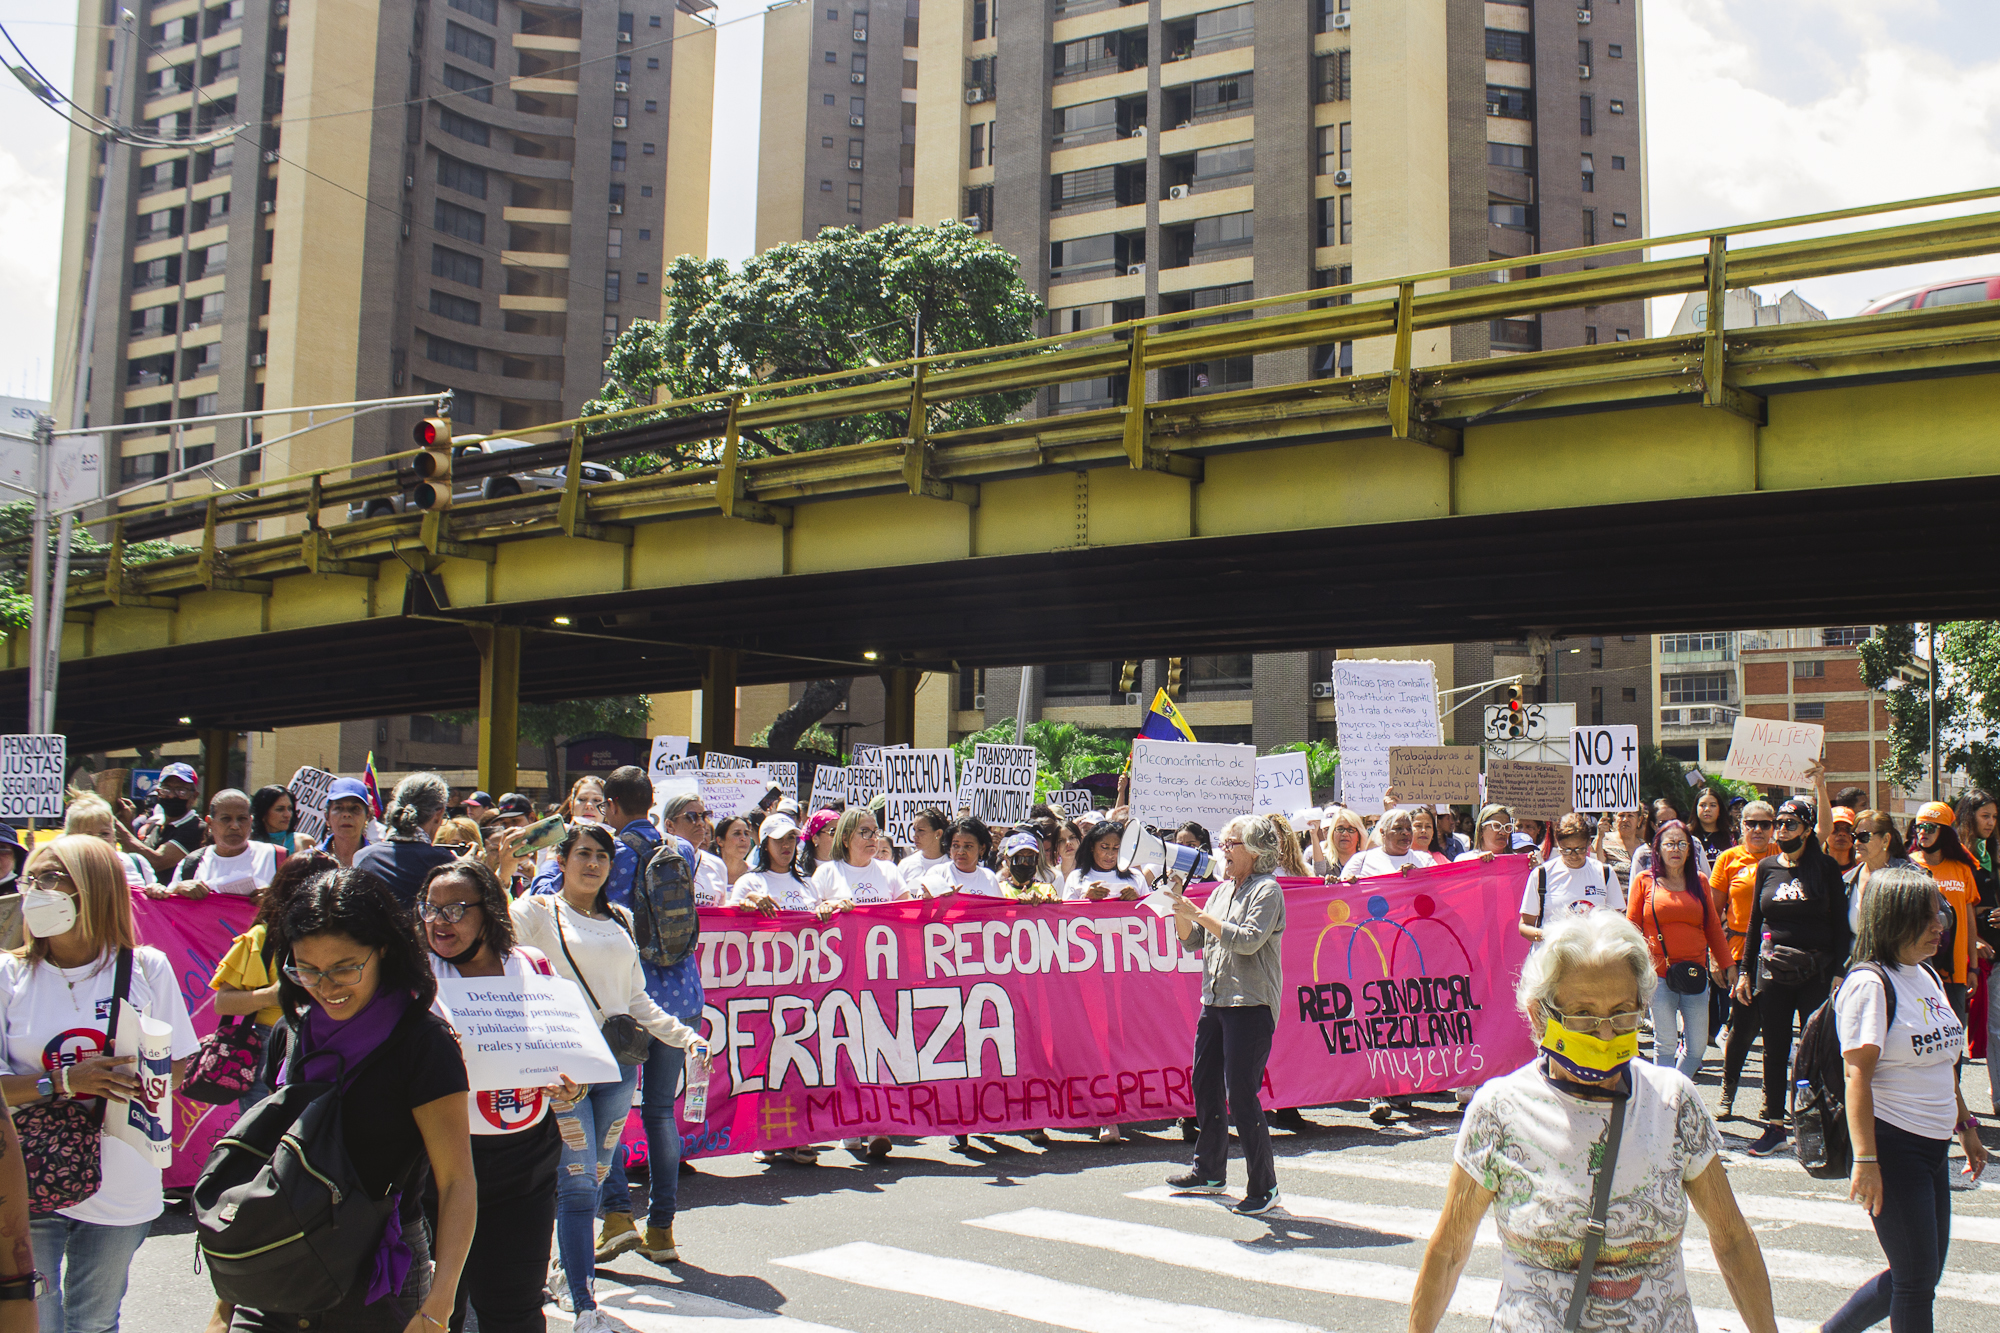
[1166,657,1184,698]
[1506,683,1525,738]
[412,416,453,511]
[1118,660,1138,694]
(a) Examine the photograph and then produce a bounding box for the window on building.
[605,272,621,302]
[847,182,862,213]
[1822,627,1873,647]
[433,200,485,243]
[645,100,657,112]
[641,143,655,155]
[436,154,487,198]
[424,333,480,371]
[447,0,496,21]
[428,290,480,324]
[442,65,492,102]
[1580,94,1593,135]
[1053,98,1117,146]
[1487,85,1531,119]
[444,22,495,66]
[646,57,659,69]
[852,53,867,76]
[1192,141,1254,185]
[640,186,653,196]
[1340,193,1352,244]
[1579,39,1592,67]
[1612,211,1628,227]
[1661,673,1730,705]
[1590,647,1603,668]
[1186,654,1254,691]
[1622,687,1637,703]
[1316,50,1351,103]
[1581,152,1594,193]
[1487,142,1530,170]
[611,142,627,171]
[1585,326,1597,344]
[1191,211,1253,255]
[1795,660,1826,678]
[1188,73,1252,118]
[439,108,490,145]
[606,227,622,258]
[1612,155,1626,169]
[637,271,650,285]
[972,0,989,40]
[1582,208,1596,246]
[1485,29,1530,61]
[1795,702,1826,721]
[969,122,986,168]
[851,95,866,122]
[1608,43,1623,57]
[1589,687,1605,725]
[1614,328,1631,340]
[1609,99,1624,113]
[823,93,835,105]
[820,179,833,191]
[1050,165,1115,209]
[649,14,661,25]
[824,50,836,61]
[1660,632,1732,655]
[1049,233,1118,280]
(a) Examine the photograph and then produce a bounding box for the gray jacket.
[1184,872,1286,1020]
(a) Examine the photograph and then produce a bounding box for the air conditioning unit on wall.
[1333,169,1352,186]
[1169,184,1190,200]
[1311,681,1335,699]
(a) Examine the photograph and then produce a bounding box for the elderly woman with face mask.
[1409,912,1778,1333]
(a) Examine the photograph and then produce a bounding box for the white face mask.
[21,888,77,940]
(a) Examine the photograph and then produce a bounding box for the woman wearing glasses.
[563,777,607,825]
[1904,802,1988,1027]
[810,808,902,907]
[1844,811,1910,936]
[1713,800,1778,1118]
[1733,799,1852,1156]
[231,867,475,1333]
[419,858,572,1333]
[508,825,709,1326]
[1317,807,1369,876]
[1454,804,1527,864]
[0,836,200,1333]
[1519,814,1621,943]
[1410,912,1778,1333]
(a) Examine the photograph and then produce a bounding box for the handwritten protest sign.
[1721,717,1824,787]
[288,766,337,845]
[765,762,799,801]
[1486,758,1575,819]
[1254,753,1311,815]
[648,736,690,774]
[1389,746,1481,805]
[964,744,1039,824]
[1131,740,1256,829]
[1051,788,1095,818]
[1332,660,1442,811]
[1571,725,1641,812]
[110,1002,175,1167]
[0,734,64,820]
[699,770,770,820]
[434,976,621,1091]
[880,749,958,844]
[703,752,755,770]
[808,766,847,811]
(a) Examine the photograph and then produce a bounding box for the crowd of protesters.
[0,749,1987,1333]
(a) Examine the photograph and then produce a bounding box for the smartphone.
[517,813,567,853]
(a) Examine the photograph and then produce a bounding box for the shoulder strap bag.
[1563,1090,1630,1332]
[1649,878,1710,996]
[18,948,133,1214]
[553,899,653,1066]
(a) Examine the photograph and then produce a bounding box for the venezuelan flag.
[362,751,384,819]
[1138,689,1198,742]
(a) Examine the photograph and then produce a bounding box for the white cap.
[759,812,801,841]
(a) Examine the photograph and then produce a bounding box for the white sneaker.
[573,1310,615,1333]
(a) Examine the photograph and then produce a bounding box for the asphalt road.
[126,1058,2000,1333]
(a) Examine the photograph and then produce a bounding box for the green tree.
[749,719,843,758]
[437,695,652,795]
[584,222,1046,465]
[952,720,1132,796]
[1639,744,1761,811]
[0,501,185,632]
[1262,740,1341,794]
[1860,621,2000,794]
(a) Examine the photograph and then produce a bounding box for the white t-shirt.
[1521,858,1624,926]
[1343,847,1431,879]
[919,863,1004,898]
[1836,962,1964,1139]
[811,858,902,905]
[731,869,816,912]
[1457,1058,1722,1333]
[692,851,731,907]
[1063,866,1148,900]
[119,852,157,888]
[430,947,556,1137]
[0,948,200,1226]
[173,842,279,895]
[509,896,701,1051]
[897,852,948,892]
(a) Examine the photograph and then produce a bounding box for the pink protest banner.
[678,856,1534,1156]
[128,890,257,1187]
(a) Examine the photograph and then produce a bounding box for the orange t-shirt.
[1915,853,1979,984]
[1628,871,1734,974]
[1708,844,1767,962]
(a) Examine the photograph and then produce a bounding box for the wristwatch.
[32,1076,50,1101]
[0,1272,43,1301]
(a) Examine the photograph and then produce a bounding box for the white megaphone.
[1117,822,1214,882]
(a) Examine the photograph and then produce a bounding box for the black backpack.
[193,1009,417,1313]
[1790,961,1938,1179]
[619,828,700,968]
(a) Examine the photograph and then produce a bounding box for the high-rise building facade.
[755,0,921,249]
[50,0,717,790]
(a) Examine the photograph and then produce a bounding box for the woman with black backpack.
[1822,865,1987,1333]
[221,868,476,1333]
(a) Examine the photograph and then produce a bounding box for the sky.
[0,0,1996,402]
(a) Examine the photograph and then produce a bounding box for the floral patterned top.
[1454,1058,1723,1332]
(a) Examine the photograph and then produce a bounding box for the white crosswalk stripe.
[774,1241,1334,1333]
[546,1277,854,1331]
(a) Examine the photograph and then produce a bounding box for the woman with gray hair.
[1166,814,1287,1216]
[1410,912,1778,1333]
[1822,865,1987,1333]
[352,771,461,909]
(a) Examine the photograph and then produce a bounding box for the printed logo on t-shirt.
[476,1086,544,1130]
[43,1028,106,1072]
[1771,880,1808,903]
[1563,897,1600,916]
[1909,992,1965,1058]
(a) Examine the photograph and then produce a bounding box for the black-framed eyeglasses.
[417,901,479,924]
[1853,830,1875,844]
[1543,1006,1644,1035]
[283,951,376,990]
[1744,819,1774,830]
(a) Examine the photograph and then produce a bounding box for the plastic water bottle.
[1792,1079,1824,1166]
[682,1049,709,1123]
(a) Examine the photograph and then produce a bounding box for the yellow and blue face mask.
[1540,1015,1639,1082]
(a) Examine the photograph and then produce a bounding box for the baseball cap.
[1917,801,1956,826]
[1831,807,1857,828]
[759,812,801,842]
[326,777,372,807]
[463,791,494,811]
[159,762,200,788]
[1002,831,1041,858]
[496,793,534,817]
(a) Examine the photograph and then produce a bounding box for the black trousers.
[1722,994,1758,1093]
[1190,1004,1276,1197]
[453,1116,562,1333]
[1752,976,1831,1122]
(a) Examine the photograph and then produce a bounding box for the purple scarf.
[290,986,417,1306]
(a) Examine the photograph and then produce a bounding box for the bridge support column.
[199,729,233,797]
[881,668,918,748]
[473,626,520,796]
[702,648,738,751]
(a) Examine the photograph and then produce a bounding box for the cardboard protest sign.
[648,735,690,774]
[1485,758,1575,819]
[1332,660,1441,811]
[434,976,621,1092]
[699,770,770,820]
[1051,788,1095,818]
[1130,740,1256,830]
[880,749,958,844]
[703,752,755,770]
[1570,725,1641,812]
[0,734,64,820]
[1721,717,1824,787]
[964,744,1039,825]
[288,766,337,845]
[1388,746,1481,805]
[808,766,847,810]
[1254,753,1312,815]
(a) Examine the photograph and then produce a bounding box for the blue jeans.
[553,1066,638,1312]
[1649,982,1710,1082]
[1824,1118,1952,1333]
[599,1039,683,1229]
[29,1214,150,1333]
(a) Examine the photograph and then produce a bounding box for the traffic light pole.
[1437,673,1527,722]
